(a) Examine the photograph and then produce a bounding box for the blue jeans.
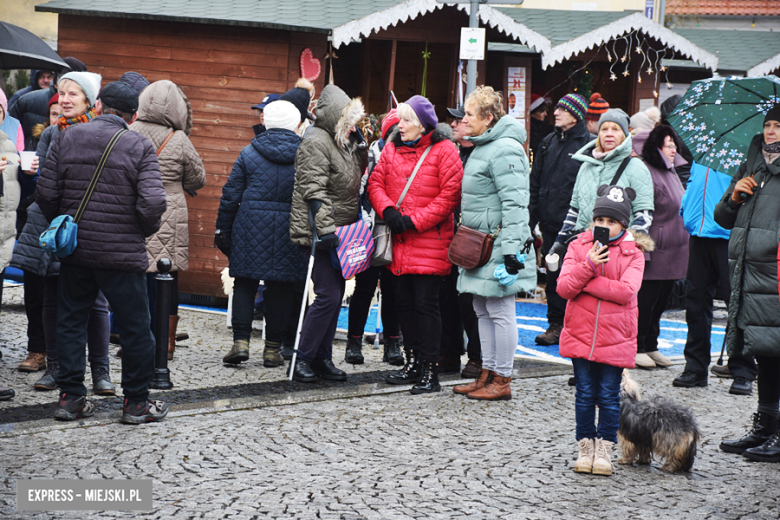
[571,358,622,444]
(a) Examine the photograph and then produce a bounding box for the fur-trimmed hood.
[314,84,365,148]
[633,125,687,172]
[388,122,453,147]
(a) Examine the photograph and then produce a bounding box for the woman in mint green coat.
[454,87,535,401]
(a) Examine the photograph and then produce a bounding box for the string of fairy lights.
[605,29,674,98]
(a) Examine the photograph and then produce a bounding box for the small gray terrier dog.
[618,370,701,473]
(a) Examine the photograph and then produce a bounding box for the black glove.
[402,215,415,232]
[504,254,525,275]
[214,229,231,257]
[317,233,340,250]
[383,207,406,234]
[547,241,567,272]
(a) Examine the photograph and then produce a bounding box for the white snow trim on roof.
[331,0,550,53]
[542,11,718,71]
[748,53,780,77]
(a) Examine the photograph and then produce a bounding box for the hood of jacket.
[314,84,365,148]
[251,127,300,164]
[389,122,453,147]
[466,114,527,147]
[573,132,633,167]
[136,80,193,135]
[632,128,687,171]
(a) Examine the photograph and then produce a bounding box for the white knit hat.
[59,71,102,107]
[263,100,300,132]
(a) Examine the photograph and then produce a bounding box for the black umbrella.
[0,21,68,71]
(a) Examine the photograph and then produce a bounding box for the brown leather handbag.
[448,223,501,269]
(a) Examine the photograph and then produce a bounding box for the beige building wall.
[509,0,649,14]
[1,0,59,48]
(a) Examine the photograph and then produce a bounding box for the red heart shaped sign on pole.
[300,48,321,82]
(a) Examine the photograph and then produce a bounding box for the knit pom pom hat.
[381,108,400,140]
[585,93,609,122]
[280,78,314,122]
[556,93,588,122]
[263,100,301,132]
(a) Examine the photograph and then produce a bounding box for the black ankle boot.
[382,336,404,366]
[744,432,780,462]
[410,360,441,394]
[344,336,364,364]
[288,359,316,383]
[720,412,779,454]
[385,350,421,385]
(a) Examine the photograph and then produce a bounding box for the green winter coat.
[570,136,654,230]
[714,134,780,358]
[457,115,535,298]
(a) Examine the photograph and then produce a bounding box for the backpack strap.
[156,131,175,157]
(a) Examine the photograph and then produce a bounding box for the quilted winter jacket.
[131,81,205,272]
[290,85,367,247]
[216,128,306,282]
[36,115,167,273]
[367,125,462,276]
[558,230,652,368]
[570,136,655,230]
[9,203,59,276]
[714,134,780,358]
[457,115,536,297]
[529,119,592,235]
[0,131,21,271]
[632,130,688,280]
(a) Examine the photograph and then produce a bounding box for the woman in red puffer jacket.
[368,95,463,395]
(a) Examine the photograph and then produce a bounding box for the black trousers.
[232,277,304,344]
[23,271,46,354]
[56,264,154,401]
[683,236,756,379]
[756,355,780,405]
[394,274,442,363]
[297,247,345,362]
[542,230,566,324]
[637,279,675,354]
[439,266,481,361]
[347,265,400,338]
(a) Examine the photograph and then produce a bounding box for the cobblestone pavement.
[2,284,775,520]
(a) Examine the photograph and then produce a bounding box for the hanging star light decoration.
[608,39,619,80]
[623,70,630,77]
[610,72,618,81]
[647,65,653,74]
[635,32,643,54]
[653,89,659,98]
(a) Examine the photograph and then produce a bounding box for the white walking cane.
[373,289,382,350]
[288,201,321,384]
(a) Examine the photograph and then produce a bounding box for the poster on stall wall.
[507,67,526,123]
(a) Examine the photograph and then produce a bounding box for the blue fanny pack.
[39,129,127,258]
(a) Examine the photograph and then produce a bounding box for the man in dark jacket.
[10,57,86,143]
[36,81,169,424]
[529,93,591,346]
[8,69,55,110]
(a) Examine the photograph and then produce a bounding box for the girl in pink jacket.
[557,184,653,477]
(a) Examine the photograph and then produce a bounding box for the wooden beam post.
[387,39,397,111]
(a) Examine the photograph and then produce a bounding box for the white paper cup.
[545,253,560,272]
[20,151,36,171]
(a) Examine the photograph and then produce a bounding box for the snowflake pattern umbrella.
[668,75,780,176]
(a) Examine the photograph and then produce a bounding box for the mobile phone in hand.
[593,226,610,248]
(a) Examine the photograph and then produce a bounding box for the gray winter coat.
[289,85,367,246]
[714,134,780,358]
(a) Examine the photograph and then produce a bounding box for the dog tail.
[621,369,642,401]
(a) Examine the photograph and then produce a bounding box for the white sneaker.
[646,350,672,367]
[574,438,595,473]
[592,438,615,476]
[635,353,656,369]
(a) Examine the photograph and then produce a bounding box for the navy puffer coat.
[217,128,306,282]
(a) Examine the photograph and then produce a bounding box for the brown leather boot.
[461,358,482,379]
[453,369,492,395]
[168,315,179,361]
[18,352,46,372]
[535,321,563,346]
[467,374,512,400]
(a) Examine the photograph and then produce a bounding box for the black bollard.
[150,258,174,389]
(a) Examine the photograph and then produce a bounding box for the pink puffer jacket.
[368,126,462,276]
[557,229,653,368]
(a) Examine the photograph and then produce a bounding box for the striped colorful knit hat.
[555,93,588,122]
[585,93,609,121]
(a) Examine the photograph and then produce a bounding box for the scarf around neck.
[58,107,97,131]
